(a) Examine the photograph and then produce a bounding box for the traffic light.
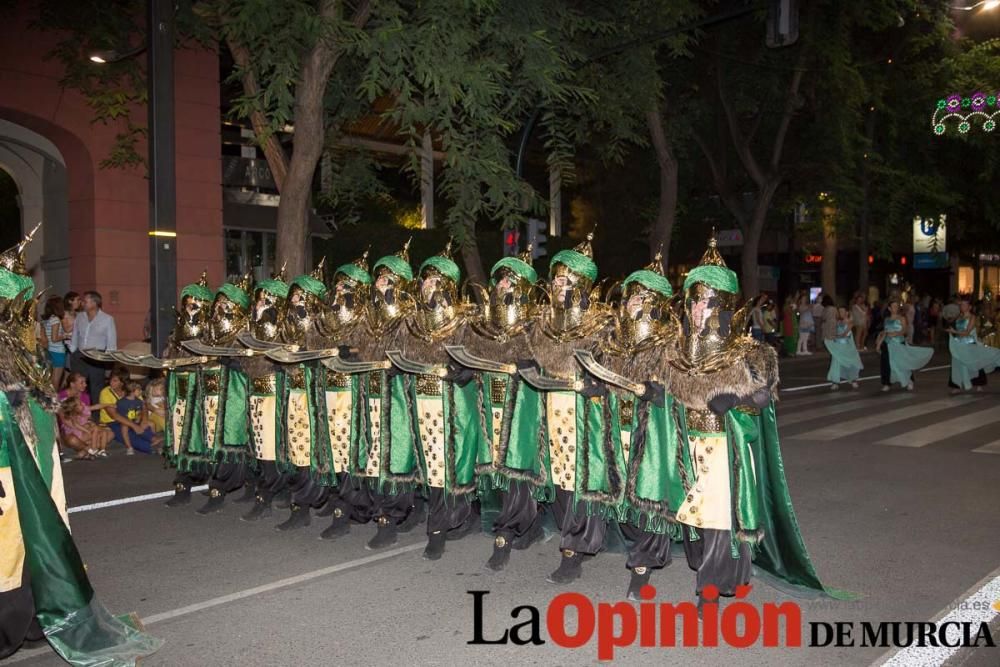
[526,218,547,260]
[503,227,520,257]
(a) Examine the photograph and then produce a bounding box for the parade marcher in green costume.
[238,271,293,522]
[164,272,217,508]
[270,260,338,531]
[446,247,547,571]
[666,234,839,606]
[359,240,424,550]
[584,250,679,599]
[516,232,618,585]
[388,240,490,560]
[193,275,254,515]
[311,250,389,540]
[0,229,162,664]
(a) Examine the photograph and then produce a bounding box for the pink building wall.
[0,2,224,343]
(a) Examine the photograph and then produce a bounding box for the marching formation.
[104,232,835,605]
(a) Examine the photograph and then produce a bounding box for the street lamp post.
[147,0,177,356]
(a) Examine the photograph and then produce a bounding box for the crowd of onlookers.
[37,290,165,461]
[750,287,991,358]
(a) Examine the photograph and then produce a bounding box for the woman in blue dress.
[825,307,863,390]
[876,299,933,392]
[947,299,1000,393]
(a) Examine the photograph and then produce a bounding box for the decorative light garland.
[931,91,999,135]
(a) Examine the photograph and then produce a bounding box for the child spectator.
[58,396,112,459]
[114,380,162,455]
[42,295,68,390]
[145,377,166,433]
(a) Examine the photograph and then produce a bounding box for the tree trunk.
[646,107,678,272]
[226,37,289,191]
[741,227,761,300]
[272,0,373,276]
[858,111,876,296]
[460,232,487,288]
[274,61,327,277]
[740,180,781,299]
[822,209,837,301]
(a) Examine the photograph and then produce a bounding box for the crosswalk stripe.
[876,404,1000,447]
[778,392,915,426]
[807,397,981,441]
[972,440,1000,455]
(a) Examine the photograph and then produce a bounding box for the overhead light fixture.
[953,0,1000,10]
[87,44,146,65]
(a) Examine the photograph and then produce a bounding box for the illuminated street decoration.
[931,92,999,135]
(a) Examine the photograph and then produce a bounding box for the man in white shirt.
[68,291,117,405]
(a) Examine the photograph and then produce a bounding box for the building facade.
[0,2,223,344]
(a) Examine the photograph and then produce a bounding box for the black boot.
[446,511,478,541]
[423,531,447,561]
[319,506,351,540]
[315,495,339,518]
[626,567,652,601]
[165,482,191,508]
[275,504,311,532]
[232,483,257,504]
[366,516,398,550]
[511,518,544,550]
[240,495,272,522]
[546,549,584,584]
[486,534,512,572]
[273,488,292,510]
[195,488,226,515]
[397,497,425,533]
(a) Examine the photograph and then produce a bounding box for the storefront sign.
[913,214,946,253]
[914,252,949,269]
[222,157,277,190]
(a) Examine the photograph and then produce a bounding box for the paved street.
[9,352,1000,666]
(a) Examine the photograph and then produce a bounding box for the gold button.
[678,513,686,521]
[706,446,713,454]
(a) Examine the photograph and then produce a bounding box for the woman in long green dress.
[947,299,1000,392]
[825,307,863,390]
[876,300,933,391]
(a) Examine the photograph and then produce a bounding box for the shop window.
[224,229,276,282]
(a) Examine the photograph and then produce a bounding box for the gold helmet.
[205,273,252,345]
[282,258,329,346]
[415,239,462,332]
[547,230,599,333]
[325,249,371,332]
[485,245,538,335]
[681,233,742,364]
[370,239,415,326]
[618,249,674,349]
[0,224,49,390]
[251,267,289,342]
[176,271,213,342]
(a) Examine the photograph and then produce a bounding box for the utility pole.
[147,0,177,355]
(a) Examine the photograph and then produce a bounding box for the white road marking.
[877,405,1000,448]
[780,364,949,393]
[1,542,425,665]
[972,440,1000,455]
[876,566,1000,666]
[142,542,426,625]
[68,485,210,514]
[778,393,915,426]
[808,398,977,441]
